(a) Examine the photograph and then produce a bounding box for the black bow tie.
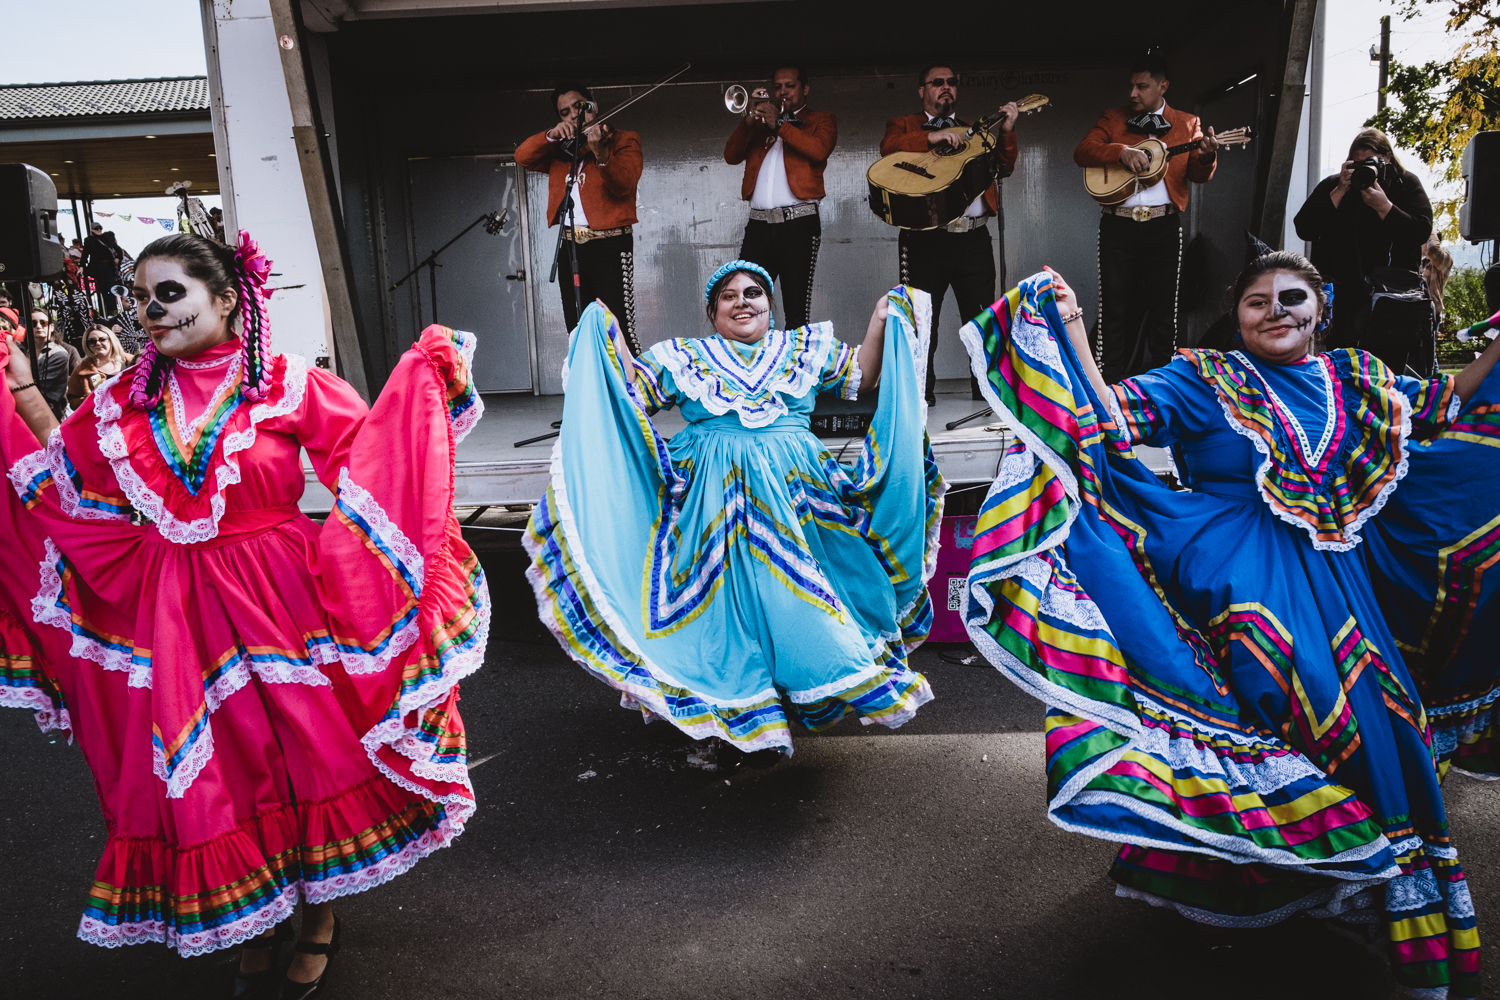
[1125,111,1171,136]
[924,116,957,130]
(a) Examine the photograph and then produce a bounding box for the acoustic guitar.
[867,94,1050,230]
[1084,127,1253,205]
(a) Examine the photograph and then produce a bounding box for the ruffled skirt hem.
[78,775,461,957]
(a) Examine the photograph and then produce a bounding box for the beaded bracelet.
[9,381,36,394]
[1058,306,1085,325]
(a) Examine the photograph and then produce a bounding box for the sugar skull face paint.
[131,257,237,358]
[1237,270,1322,365]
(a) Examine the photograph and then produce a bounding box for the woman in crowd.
[0,232,487,999]
[526,262,943,770]
[960,253,1499,998]
[66,325,129,410]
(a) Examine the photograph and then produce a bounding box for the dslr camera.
[1349,156,1389,191]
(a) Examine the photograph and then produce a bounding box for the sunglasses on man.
[925,77,959,88]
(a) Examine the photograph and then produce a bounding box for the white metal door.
[407,155,537,392]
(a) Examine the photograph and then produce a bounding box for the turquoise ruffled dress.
[525,290,943,751]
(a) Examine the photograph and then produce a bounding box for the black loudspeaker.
[0,163,63,280]
[1460,131,1500,242]
[810,388,879,438]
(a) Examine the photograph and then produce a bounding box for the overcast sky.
[0,0,1477,257]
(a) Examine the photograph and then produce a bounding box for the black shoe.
[231,920,292,999]
[278,915,341,1000]
[742,748,784,769]
[711,737,745,773]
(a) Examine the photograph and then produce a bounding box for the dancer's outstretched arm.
[1045,266,1109,404]
[3,343,59,447]
[1455,329,1500,404]
[857,294,888,393]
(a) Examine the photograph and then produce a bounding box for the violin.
[553,104,617,160]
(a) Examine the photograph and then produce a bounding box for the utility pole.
[1377,15,1391,111]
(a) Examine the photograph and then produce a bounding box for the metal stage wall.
[319,0,1292,391]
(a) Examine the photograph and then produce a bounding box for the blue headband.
[705,259,773,302]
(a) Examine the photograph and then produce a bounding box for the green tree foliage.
[1446,265,1489,330]
[1371,1,1500,238]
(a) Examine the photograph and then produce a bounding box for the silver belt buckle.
[1130,206,1153,223]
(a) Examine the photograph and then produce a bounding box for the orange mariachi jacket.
[1072,104,1216,212]
[879,113,1018,217]
[515,129,643,230]
[723,108,839,202]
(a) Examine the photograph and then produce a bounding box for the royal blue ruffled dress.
[959,274,1499,998]
[526,291,944,751]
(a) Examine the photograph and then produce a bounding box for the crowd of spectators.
[0,286,141,423]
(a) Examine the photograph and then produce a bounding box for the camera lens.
[1349,156,1386,191]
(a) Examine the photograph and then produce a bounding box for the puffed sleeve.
[630,344,685,412]
[1391,371,1459,437]
[291,365,369,492]
[819,339,860,400]
[1109,354,1219,449]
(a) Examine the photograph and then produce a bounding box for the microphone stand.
[548,133,587,325]
[390,210,508,327]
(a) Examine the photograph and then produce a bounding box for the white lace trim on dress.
[94,354,310,546]
[646,322,841,429]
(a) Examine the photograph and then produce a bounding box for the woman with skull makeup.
[0,231,486,998]
[526,261,943,770]
[958,253,1500,998]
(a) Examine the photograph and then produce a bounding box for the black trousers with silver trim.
[738,213,821,330]
[558,231,637,353]
[1096,213,1181,384]
[899,224,995,403]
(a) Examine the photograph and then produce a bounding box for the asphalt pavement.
[4,548,1499,999]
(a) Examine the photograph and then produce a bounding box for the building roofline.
[0,76,207,90]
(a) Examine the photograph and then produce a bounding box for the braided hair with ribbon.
[128,230,275,410]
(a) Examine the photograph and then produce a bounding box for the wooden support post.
[1257,0,1320,248]
[266,0,373,400]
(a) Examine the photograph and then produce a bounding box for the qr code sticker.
[947,577,965,611]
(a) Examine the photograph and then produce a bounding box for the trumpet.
[724,84,775,115]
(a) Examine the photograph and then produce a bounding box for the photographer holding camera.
[1294,128,1433,360]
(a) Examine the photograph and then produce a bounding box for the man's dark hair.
[774,65,809,86]
[918,64,958,87]
[1129,55,1169,81]
[552,81,593,107]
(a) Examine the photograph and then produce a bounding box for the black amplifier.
[809,388,879,438]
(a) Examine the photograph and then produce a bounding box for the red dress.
[0,327,486,956]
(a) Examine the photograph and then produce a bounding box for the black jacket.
[34,341,71,419]
[82,234,117,280]
[1293,170,1432,285]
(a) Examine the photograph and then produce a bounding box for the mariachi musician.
[723,66,838,330]
[1074,56,1219,383]
[517,81,645,351]
[882,65,1018,404]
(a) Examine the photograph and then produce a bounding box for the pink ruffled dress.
[0,326,487,956]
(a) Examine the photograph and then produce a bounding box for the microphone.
[578,100,597,113]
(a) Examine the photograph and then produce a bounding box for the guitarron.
[867,94,1050,230]
[1084,127,1253,205]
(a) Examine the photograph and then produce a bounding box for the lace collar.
[645,322,839,428]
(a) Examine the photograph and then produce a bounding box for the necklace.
[177,351,238,370]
